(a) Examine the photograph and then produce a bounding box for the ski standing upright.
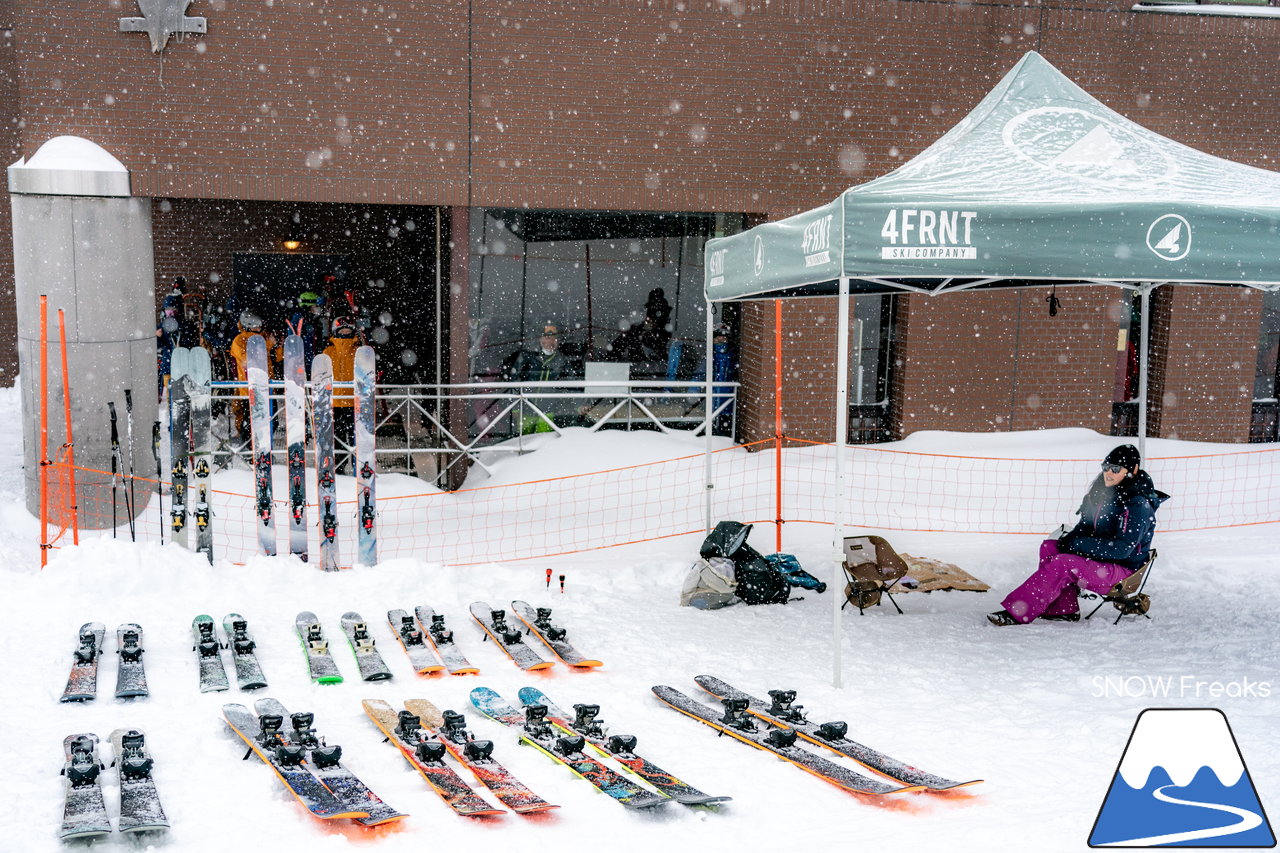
[189,346,214,562]
[246,334,276,556]
[168,348,192,548]
[284,333,308,560]
[311,353,339,571]
[354,345,377,565]
[123,388,138,541]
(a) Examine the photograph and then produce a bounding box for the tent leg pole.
[1137,285,1152,462]
[833,277,850,689]
[705,298,715,533]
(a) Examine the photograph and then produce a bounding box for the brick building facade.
[5,1,1279,446]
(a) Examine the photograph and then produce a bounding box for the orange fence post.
[57,308,79,545]
[774,300,784,554]
[39,295,49,568]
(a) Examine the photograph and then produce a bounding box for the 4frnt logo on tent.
[880,209,977,260]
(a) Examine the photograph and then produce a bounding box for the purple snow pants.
[1001,539,1133,624]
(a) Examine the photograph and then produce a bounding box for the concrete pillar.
[9,136,157,529]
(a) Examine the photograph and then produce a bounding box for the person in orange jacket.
[322,315,361,449]
[229,310,279,440]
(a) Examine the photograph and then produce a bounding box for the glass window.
[1255,291,1280,400]
[468,208,744,381]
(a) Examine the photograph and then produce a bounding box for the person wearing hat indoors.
[507,323,576,433]
[322,315,362,450]
[988,444,1169,626]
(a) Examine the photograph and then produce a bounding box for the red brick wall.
[0,23,19,380]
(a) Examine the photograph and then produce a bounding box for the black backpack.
[732,544,792,605]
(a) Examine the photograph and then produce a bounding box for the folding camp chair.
[1084,549,1157,624]
[841,535,909,615]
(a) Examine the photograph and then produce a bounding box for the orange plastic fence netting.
[44,443,1280,566]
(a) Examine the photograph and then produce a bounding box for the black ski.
[110,728,169,833]
[114,622,148,699]
[192,614,230,692]
[59,733,112,840]
[61,622,105,703]
[224,613,268,691]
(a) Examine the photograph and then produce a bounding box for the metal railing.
[204,380,738,483]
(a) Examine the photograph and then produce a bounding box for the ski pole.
[108,402,120,538]
[152,420,164,544]
[123,389,137,542]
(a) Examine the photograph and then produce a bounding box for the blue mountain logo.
[1090,709,1274,847]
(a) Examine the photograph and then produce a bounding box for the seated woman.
[988,444,1169,626]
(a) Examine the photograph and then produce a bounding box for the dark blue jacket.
[1062,469,1169,570]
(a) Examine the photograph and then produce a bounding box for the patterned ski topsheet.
[469,603,552,671]
[284,334,308,561]
[168,371,193,548]
[254,698,406,827]
[414,606,479,675]
[339,611,393,682]
[470,686,670,810]
[353,345,377,566]
[296,611,344,684]
[247,334,276,556]
[188,345,214,563]
[224,613,268,691]
[192,614,230,693]
[517,686,729,805]
[109,728,169,833]
[222,703,367,820]
[59,733,112,840]
[61,622,105,703]
[114,622,149,699]
[694,675,981,791]
[403,698,558,814]
[311,353,339,572]
[362,698,508,817]
[387,609,445,674]
[511,600,603,668]
[651,685,921,796]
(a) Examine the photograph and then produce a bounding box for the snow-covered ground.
[3,378,1277,852]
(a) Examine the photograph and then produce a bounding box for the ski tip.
[449,668,481,676]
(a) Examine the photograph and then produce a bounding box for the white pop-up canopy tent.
[700,50,1280,684]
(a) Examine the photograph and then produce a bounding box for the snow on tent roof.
[705,50,1280,299]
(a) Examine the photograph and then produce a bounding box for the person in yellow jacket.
[229,311,278,440]
[323,315,361,448]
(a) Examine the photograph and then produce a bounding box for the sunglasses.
[1101,464,1128,474]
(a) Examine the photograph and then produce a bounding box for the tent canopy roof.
[705,51,1280,301]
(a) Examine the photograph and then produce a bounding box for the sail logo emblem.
[1089,708,1274,847]
[1146,214,1191,262]
[754,235,765,276]
[1003,106,1178,190]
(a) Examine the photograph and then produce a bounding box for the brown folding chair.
[1085,549,1157,624]
[841,535,909,615]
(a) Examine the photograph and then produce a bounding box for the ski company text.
[802,214,833,267]
[1091,674,1272,699]
[880,208,977,260]
[708,247,727,288]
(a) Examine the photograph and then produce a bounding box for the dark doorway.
[232,252,350,333]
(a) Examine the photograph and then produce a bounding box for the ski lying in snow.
[354,345,377,565]
[61,622,106,703]
[405,698,558,815]
[189,345,214,563]
[114,623,149,699]
[694,675,980,791]
[387,609,445,674]
[255,698,406,826]
[246,334,276,556]
[110,728,169,833]
[652,686,922,796]
[340,612,393,681]
[296,611,343,684]
[60,733,112,840]
[224,613,268,691]
[362,698,508,817]
[222,703,366,820]
[511,600,603,668]
[192,614,230,692]
[470,686,670,810]
[284,334,308,561]
[415,605,478,675]
[311,353,339,571]
[469,603,552,671]
[518,687,729,806]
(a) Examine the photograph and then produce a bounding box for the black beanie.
[1105,444,1141,470]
